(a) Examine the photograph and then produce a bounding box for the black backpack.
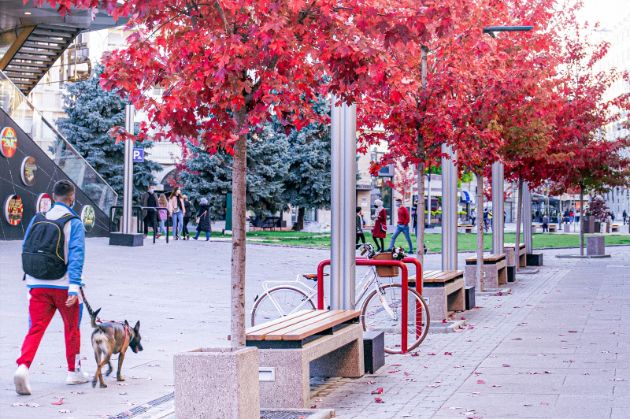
[22,213,78,280]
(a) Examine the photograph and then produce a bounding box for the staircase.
[1,25,80,95]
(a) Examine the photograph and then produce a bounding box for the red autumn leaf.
[51,398,64,406]
[444,352,453,356]
[374,397,385,404]
[476,379,486,385]
[371,387,384,395]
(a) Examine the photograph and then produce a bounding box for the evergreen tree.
[282,100,331,230]
[180,122,290,218]
[57,66,160,203]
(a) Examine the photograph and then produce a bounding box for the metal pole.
[426,174,431,226]
[491,161,504,254]
[441,144,458,270]
[330,101,356,310]
[523,182,533,254]
[122,104,134,235]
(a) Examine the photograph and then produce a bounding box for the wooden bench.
[458,224,474,233]
[531,223,541,233]
[612,224,620,233]
[246,310,364,408]
[504,243,526,268]
[464,253,508,290]
[548,224,557,233]
[409,270,465,322]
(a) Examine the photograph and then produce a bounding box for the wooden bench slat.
[246,310,316,334]
[257,310,351,339]
[269,311,361,341]
[246,310,326,336]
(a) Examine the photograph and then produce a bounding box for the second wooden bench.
[410,270,465,322]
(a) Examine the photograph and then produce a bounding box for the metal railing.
[0,69,118,215]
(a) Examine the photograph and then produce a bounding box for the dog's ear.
[134,321,140,332]
[93,308,101,317]
[124,320,129,327]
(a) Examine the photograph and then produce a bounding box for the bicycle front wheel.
[361,284,430,354]
[250,286,316,326]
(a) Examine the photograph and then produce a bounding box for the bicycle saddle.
[302,273,328,281]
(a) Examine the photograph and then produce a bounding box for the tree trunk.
[475,173,484,291]
[514,178,524,273]
[293,207,305,231]
[230,114,248,348]
[580,185,584,256]
[417,163,425,265]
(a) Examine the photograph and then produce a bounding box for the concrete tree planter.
[174,347,260,419]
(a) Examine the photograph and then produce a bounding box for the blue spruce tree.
[180,122,290,220]
[57,66,160,202]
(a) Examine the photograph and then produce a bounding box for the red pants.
[16,288,81,371]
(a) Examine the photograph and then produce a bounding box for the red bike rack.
[316,257,423,354]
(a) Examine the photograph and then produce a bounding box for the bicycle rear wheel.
[360,284,430,354]
[250,286,315,326]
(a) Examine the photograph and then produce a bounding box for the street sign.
[132,148,144,163]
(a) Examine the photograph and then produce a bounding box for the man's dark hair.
[356,206,361,213]
[53,180,75,198]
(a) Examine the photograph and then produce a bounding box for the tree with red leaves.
[35,0,455,345]
[544,13,630,255]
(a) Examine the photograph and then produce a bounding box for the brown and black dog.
[89,308,143,388]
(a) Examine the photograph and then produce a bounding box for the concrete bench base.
[464,254,507,291]
[424,277,465,322]
[257,324,364,408]
[504,243,526,268]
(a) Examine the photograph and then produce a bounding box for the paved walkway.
[314,246,630,418]
[0,237,628,418]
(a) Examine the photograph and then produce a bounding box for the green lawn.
[236,230,630,252]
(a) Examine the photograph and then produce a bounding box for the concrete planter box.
[174,347,260,419]
[586,235,605,256]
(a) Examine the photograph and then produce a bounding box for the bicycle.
[250,244,430,354]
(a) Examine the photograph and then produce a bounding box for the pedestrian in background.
[471,208,476,226]
[194,198,212,241]
[168,187,186,240]
[542,213,549,232]
[623,210,628,225]
[356,206,366,249]
[371,199,387,252]
[388,198,413,253]
[142,185,159,238]
[182,195,194,240]
[158,194,169,237]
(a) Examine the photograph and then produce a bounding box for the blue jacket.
[23,203,85,295]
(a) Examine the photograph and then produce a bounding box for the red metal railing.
[316,257,423,354]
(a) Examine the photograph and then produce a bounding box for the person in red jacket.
[371,199,387,252]
[388,198,414,253]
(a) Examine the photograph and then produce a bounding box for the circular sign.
[36,193,53,213]
[81,205,95,232]
[1,127,18,158]
[20,156,37,186]
[4,195,24,226]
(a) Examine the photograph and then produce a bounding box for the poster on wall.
[81,205,95,232]
[20,156,37,186]
[36,193,53,213]
[1,127,18,158]
[4,195,24,226]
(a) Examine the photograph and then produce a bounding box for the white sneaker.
[66,370,89,385]
[14,365,32,395]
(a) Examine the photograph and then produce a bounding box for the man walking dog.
[14,180,89,395]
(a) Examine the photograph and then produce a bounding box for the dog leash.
[79,287,97,319]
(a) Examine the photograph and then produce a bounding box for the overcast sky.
[578,0,629,28]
